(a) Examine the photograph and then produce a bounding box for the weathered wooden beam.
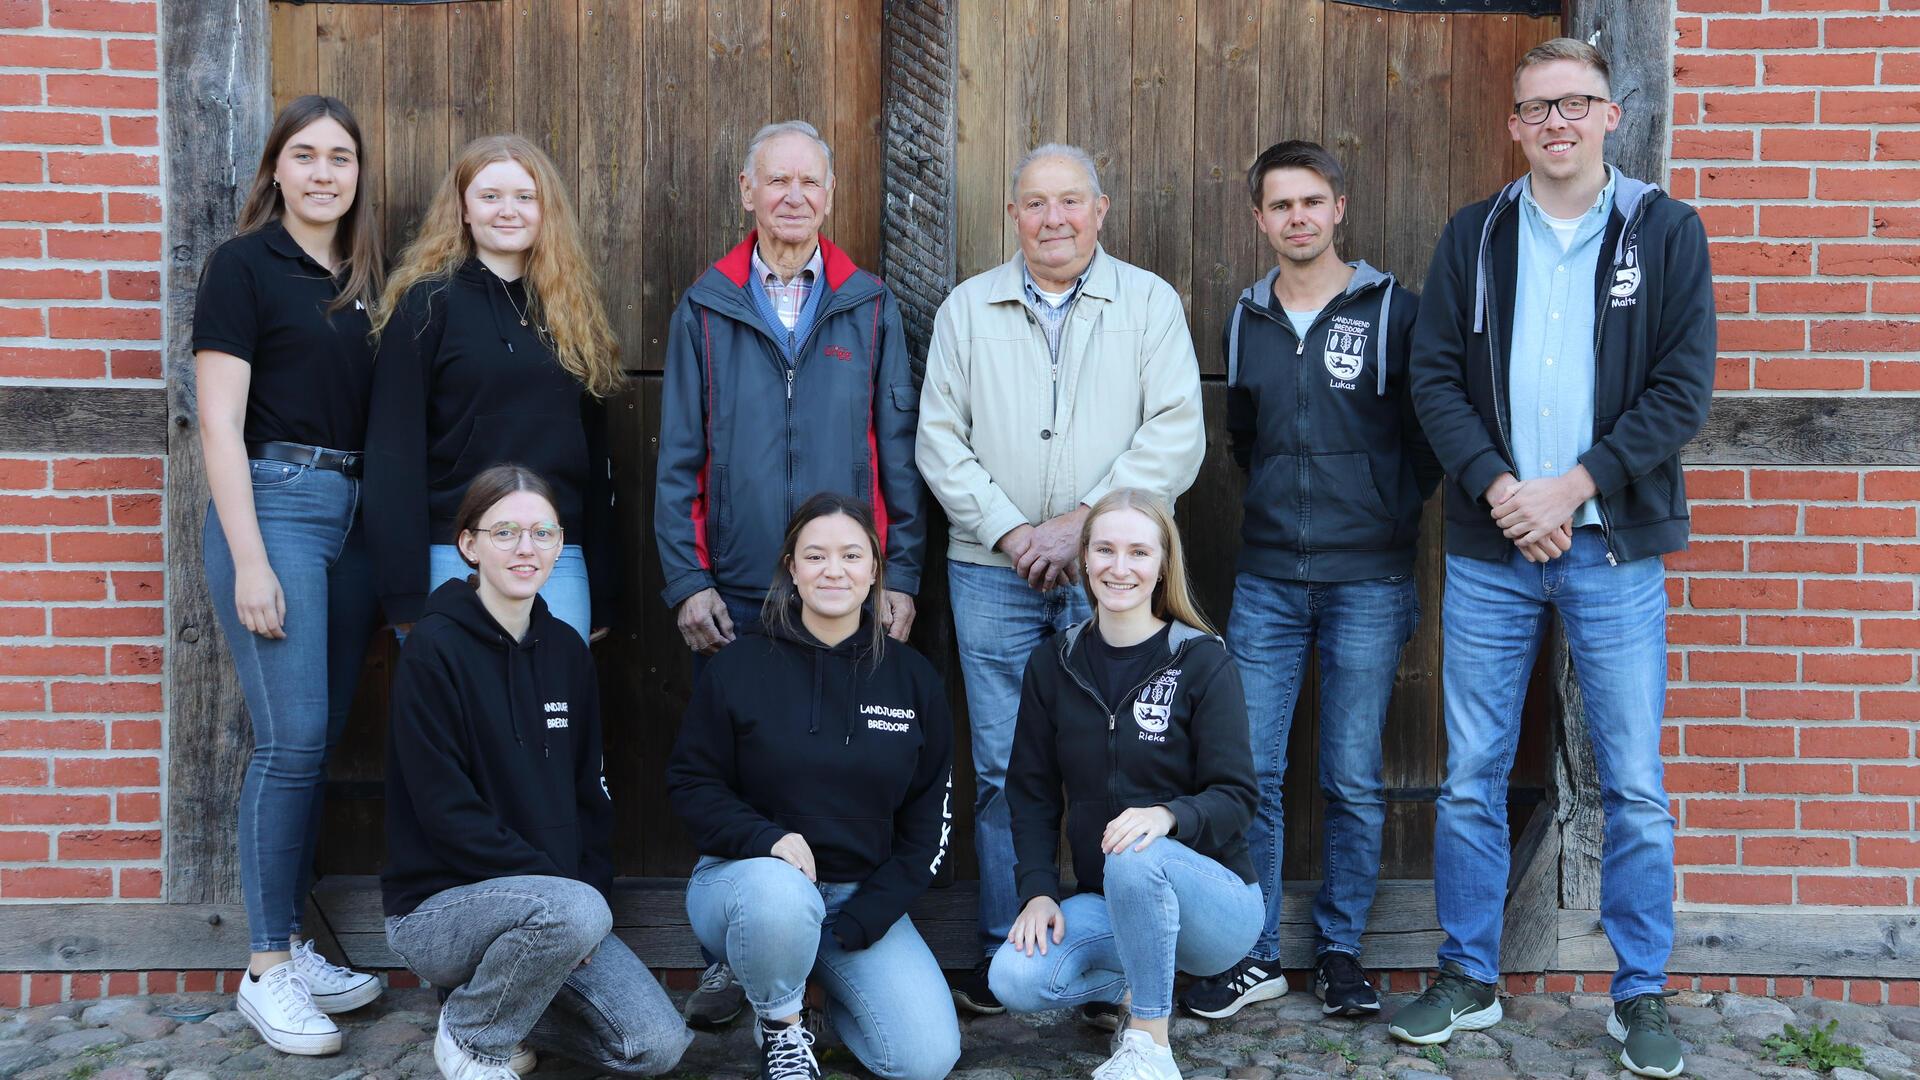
[0,387,167,454]
[0,904,249,971]
[880,0,957,370]
[1685,397,1920,467]
[161,0,272,905]
[1501,802,1563,971]
[1558,910,1920,979]
[1565,0,1670,187]
[1548,620,1604,911]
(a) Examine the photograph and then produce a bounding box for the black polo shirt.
[191,219,377,451]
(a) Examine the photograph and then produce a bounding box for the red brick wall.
[1670,0,1920,909]
[0,0,166,901]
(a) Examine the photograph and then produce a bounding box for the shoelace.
[293,940,355,982]
[264,965,326,1026]
[696,962,733,995]
[1411,971,1480,1011]
[763,1023,818,1080]
[1092,1035,1158,1080]
[1621,994,1674,1035]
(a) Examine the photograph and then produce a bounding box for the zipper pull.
[1606,549,1618,567]
[1107,713,1115,731]
[786,366,794,401]
[1295,338,1305,356]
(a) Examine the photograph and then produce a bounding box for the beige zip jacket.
[916,247,1205,567]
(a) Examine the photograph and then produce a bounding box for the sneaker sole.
[1607,1011,1684,1078]
[1181,977,1289,1020]
[310,976,382,1015]
[684,1004,744,1029]
[236,994,342,1056]
[509,1045,538,1075]
[950,988,1006,1016]
[1387,998,1503,1045]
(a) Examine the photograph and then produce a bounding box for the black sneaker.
[756,1017,822,1080]
[951,957,1005,1015]
[1177,955,1288,1019]
[1313,952,1382,1016]
[684,961,745,1028]
[1077,999,1125,1033]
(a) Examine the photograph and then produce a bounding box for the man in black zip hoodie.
[1183,141,1442,1023]
[1394,41,1712,1078]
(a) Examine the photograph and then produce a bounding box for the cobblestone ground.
[2,982,1917,1080]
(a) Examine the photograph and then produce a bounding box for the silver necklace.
[497,274,530,327]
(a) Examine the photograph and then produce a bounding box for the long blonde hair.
[235,95,383,314]
[1079,488,1216,636]
[372,134,623,398]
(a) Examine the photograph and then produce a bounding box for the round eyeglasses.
[476,522,564,551]
[1514,94,1607,125]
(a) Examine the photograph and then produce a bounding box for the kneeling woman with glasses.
[990,488,1261,1080]
[666,493,960,1080]
[382,464,690,1080]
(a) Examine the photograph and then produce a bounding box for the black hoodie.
[365,259,616,627]
[381,579,614,918]
[665,611,953,951]
[1006,620,1258,905]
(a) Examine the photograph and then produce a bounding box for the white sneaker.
[508,1043,537,1075]
[291,939,383,1014]
[1091,1029,1183,1080]
[236,960,342,1056]
[434,1006,520,1080]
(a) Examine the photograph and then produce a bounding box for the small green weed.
[1764,1020,1865,1073]
[1420,1044,1447,1068]
[1309,1033,1359,1063]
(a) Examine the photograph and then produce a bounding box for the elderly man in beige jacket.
[916,142,1205,1015]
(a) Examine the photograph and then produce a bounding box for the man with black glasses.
[1396,38,1714,1080]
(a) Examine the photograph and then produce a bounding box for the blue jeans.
[386,875,691,1074]
[988,840,1263,1020]
[1435,528,1673,1000]
[1229,571,1418,962]
[948,559,1091,955]
[428,542,590,643]
[203,462,379,953]
[685,857,960,1080]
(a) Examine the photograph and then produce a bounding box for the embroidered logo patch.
[1323,315,1370,388]
[1133,669,1181,739]
[824,344,854,361]
[1610,241,1642,307]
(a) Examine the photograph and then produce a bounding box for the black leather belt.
[247,440,363,477]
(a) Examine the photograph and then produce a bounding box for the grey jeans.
[385,875,691,1075]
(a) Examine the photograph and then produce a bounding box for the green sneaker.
[1610,993,1685,1078]
[1386,963,1502,1045]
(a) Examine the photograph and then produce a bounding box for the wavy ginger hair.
[373,134,623,398]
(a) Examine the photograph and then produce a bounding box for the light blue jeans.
[385,875,691,1074]
[948,559,1090,955]
[428,542,590,643]
[685,857,960,1080]
[1434,528,1673,1001]
[203,462,379,953]
[1229,571,1418,962]
[989,840,1263,1020]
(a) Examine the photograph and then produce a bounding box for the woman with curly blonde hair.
[366,134,622,643]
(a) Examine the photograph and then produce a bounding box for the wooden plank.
[1449,13,1518,209]
[953,0,1004,280]
[1127,0,1196,315]
[639,0,709,373]
[381,3,451,258]
[1188,0,1261,378]
[832,0,884,270]
[1545,619,1603,911]
[0,904,250,971]
[162,0,271,907]
[1258,0,1323,149]
[268,1,317,113]
[772,0,836,140]
[1500,802,1561,971]
[1004,0,1068,261]
[1066,0,1131,259]
[1321,2,1387,271]
[447,0,513,151]
[1558,910,1920,979]
[706,0,771,261]
[0,387,167,454]
[1567,0,1668,185]
[512,0,580,187]
[1684,397,1920,467]
[315,4,385,239]
[578,0,648,365]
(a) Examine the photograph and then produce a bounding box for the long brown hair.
[762,491,888,660]
[1078,488,1217,636]
[236,94,383,314]
[372,134,623,399]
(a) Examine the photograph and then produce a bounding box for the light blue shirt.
[1509,169,1615,528]
[1282,306,1316,341]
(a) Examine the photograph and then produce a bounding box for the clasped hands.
[1485,468,1596,563]
[1006,805,1175,957]
[998,505,1092,591]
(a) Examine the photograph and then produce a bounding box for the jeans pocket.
[249,461,307,490]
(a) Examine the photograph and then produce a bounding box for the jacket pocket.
[891,384,919,413]
[712,464,733,560]
[1307,452,1396,550]
[1240,453,1302,552]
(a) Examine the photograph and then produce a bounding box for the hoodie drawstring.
[1375,279,1392,397]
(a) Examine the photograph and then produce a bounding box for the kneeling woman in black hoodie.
[667,493,960,1080]
[383,464,690,1080]
[990,488,1262,1080]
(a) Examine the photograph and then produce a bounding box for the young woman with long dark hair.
[193,93,387,1056]
[366,134,621,644]
[990,488,1262,1080]
[383,464,690,1080]
[666,493,960,1080]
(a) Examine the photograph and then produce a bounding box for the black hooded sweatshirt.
[365,259,616,628]
[1006,620,1258,905]
[665,611,953,951]
[381,579,614,918]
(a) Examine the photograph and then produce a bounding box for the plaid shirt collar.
[750,244,823,331]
